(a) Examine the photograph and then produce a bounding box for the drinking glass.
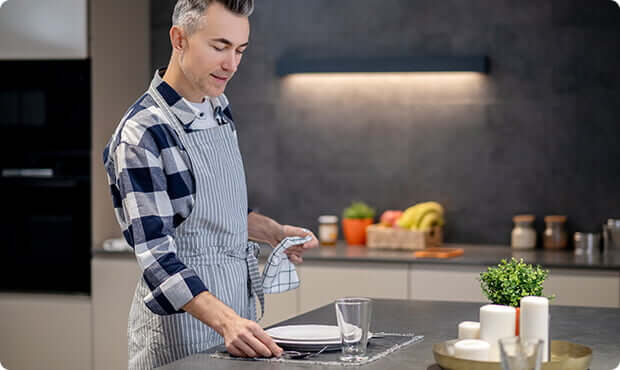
[499,336,543,370]
[334,297,372,362]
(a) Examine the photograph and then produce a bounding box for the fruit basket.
[366,225,442,250]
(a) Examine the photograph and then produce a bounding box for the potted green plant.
[479,258,554,335]
[342,201,375,246]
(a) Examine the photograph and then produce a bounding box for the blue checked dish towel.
[261,233,312,294]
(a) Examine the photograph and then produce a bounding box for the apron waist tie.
[245,241,265,321]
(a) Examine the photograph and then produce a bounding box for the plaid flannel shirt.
[103,69,250,315]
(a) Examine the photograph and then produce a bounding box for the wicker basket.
[366,224,443,250]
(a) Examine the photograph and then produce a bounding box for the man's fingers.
[243,333,273,357]
[284,246,303,254]
[232,337,258,358]
[251,326,283,357]
[227,343,244,357]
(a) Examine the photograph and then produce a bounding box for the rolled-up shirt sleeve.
[113,142,207,315]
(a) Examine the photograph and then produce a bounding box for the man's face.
[178,2,250,98]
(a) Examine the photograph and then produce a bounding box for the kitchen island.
[157,298,620,369]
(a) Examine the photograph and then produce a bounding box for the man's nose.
[222,50,238,73]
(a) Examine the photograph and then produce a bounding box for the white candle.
[520,296,549,362]
[480,304,516,361]
[458,321,480,339]
[454,339,490,361]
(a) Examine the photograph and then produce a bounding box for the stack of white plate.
[265,325,343,352]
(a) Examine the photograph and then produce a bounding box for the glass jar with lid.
[511,214,536,249]
[318,215,339,246]
[543,215,568,249]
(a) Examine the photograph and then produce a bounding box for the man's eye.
[236,50,245,55]
[212,45,225,52]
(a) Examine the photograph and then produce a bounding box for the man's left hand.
[279,225,318,264]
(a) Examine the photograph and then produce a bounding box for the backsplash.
[151,0,620,244]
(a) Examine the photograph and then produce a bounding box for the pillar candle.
[454,339,490,361]
[458,321,480,339]
[480,304,516,361]
[520,296,549,362]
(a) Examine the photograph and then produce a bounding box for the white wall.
[0,0,88,59]
[91,0,151,249]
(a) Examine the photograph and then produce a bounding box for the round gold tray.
[433,340,592,370]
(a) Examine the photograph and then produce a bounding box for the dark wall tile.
[150,0,620,244]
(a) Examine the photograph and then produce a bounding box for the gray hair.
[172,0,254,34]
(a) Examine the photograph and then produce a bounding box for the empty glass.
[499,337,543,370]
[334,297,372,362]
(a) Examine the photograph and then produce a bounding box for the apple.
[380,210,403,227]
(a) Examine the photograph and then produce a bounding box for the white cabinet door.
[92,256,141,370]
[544,268,620,308]
[0,0,88,59]
[298,261,409,314]
[0,293,92,370]
[409,264,487,303]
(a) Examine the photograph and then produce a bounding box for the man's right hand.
[182,291,283,358]
[220,316,283,358]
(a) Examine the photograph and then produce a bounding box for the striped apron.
[126,85,260,369]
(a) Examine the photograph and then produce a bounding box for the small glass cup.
[334,297,372,362]
[499,336,543,370]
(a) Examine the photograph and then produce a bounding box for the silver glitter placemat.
[207,333,424,367]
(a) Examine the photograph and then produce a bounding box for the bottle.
[318,215,339,246]
[543,215,568,249]
[511,215,536,249]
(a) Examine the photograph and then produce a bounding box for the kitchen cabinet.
[92,257,141,370]
[298,261,409,313]
[0,293,92,370]
[0,0,88,59]
[260,288,299,328]
[544,268,620,307]
[407,264,620,308]
[408,264,487,303]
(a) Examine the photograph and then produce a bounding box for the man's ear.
[169,26,186,52]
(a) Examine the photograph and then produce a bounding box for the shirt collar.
[149,68,230,130]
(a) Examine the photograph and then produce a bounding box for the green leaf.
[342,201,376,219]
[478,257,554,307]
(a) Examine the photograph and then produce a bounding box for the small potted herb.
[479,258,554,335]
[342,201,376,246]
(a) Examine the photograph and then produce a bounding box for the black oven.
[0,60,91,294]
[0,60,90,154]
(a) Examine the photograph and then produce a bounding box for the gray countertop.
[93,241,620,271]
[157,299,620,370]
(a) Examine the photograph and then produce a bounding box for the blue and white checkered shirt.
[103,69,250,315]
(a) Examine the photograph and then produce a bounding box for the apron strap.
[246,241,265,321]
[148,85,190,139]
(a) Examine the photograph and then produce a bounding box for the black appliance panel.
[0,176,91,293]
[0,60,91,155]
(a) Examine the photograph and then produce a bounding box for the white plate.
[266,325,341,342]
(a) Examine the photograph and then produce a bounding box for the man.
[102,0,318,368]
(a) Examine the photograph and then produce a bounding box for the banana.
[416,210,445,231]
[414,202,444,229]
[396,203,426,229]
[397,201,444,230]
